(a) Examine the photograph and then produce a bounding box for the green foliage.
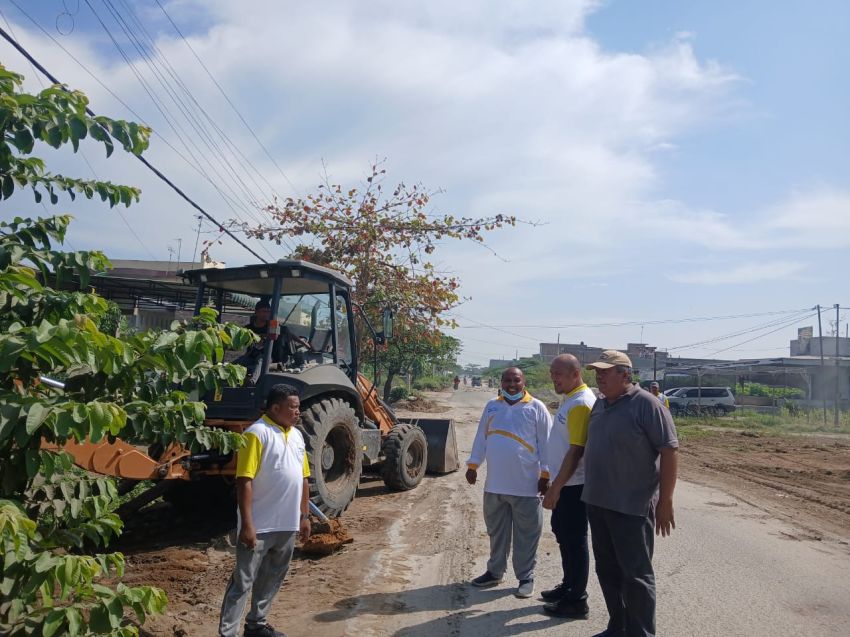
[1,65,148,208]
[738,381,804,399]
[0,67,253,636]
[412,374,452,391]
[388,386,410,403]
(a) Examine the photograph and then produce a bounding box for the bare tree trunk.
[383,370,397,402]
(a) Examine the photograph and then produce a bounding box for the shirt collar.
[604,383,639,406]
[564,383,588,398]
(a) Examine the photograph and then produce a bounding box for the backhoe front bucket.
[399,417,459,474]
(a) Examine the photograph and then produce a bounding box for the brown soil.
[300,519,353,556]
[679,429,850,543]
[391,394,450,413]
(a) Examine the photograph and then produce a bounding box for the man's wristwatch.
[300,512,309,520]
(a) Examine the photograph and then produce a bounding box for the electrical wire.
[152,0,300,197]
[0,20,268,263]
[703,311,818,358]
[451,307,813,330]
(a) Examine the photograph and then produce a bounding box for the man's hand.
[465,468,477,485]
[299,516,311,543]
[656,498,675,537]
[537,477,549,496]
[542,486,560,510]
[238,523,257,550]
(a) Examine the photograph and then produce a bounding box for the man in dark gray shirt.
[582,350,678,637]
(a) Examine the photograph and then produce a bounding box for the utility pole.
[174,238,182,272]
[835,304,841,429]
[653,350,657,382]
[817,305,827,426]
[191,215,203,265]
[166,245,174,275]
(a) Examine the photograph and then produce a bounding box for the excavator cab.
[181,260,459,516]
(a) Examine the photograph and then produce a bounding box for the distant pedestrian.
[465,367,552,599]
[649,382,669,409]
[218,384,312,637]
[541,354,596,619]
[583,351,679,637]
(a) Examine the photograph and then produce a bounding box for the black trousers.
[587,504,656,637]
[550,484,589,601]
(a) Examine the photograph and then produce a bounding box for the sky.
[1,0,848,366]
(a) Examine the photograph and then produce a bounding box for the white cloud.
[668,261,806,285]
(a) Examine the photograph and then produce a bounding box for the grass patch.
[675,410,850,435]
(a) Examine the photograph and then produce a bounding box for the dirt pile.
[392,395,449,413]
[300,519,353,556]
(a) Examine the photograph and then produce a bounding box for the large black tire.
[381,423,428,491]
[300,398,361,517]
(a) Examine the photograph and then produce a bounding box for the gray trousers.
[587,504,656,637]
[483,492,543,581]
[219,531,296,637]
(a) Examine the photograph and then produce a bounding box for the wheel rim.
[404,437,426,480]
[322,423,355,495]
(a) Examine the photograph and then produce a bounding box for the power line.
[88,0,280,261]
[152,0,300,197]
[704,312,818,358]
[667,309,815,352]
[0,21,268,263]
[4,1,245,211]
[452,308,812,330]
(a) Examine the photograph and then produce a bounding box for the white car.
[666,386,736,416]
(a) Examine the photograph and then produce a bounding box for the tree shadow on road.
[395,606,570,637]
[314,583,505,622]
[314,583,572,635]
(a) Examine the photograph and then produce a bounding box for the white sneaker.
[516,578,534,598]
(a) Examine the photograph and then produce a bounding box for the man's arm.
[535,405,552,495]
[236,477,256,549]
[656,447,678,536]
[299,477,311,542]
[465,410,490,485]
[542,445,584,509]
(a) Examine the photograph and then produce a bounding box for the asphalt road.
[337,387,850,636]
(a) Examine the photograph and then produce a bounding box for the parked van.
[666,386,736,416]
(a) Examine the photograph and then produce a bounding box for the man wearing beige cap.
[582,350,678,637]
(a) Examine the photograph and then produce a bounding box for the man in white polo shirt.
[541,354,596,619]
[466,367,552,599]
[219,384,311,637]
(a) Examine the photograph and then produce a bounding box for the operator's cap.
[586,349,632,370]
[650,381,660,389]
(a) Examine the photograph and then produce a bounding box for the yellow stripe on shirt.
[487,429,535,454]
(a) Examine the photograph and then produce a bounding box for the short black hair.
[255,298,271,310]
[265,384,300,410]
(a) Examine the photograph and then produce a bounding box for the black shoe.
[244,624,287,637]
[470,571,503,587]
[543,597,589,619]
[540,582,569,602]
[590,628,625,637]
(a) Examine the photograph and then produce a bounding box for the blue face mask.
[501,388,524,401]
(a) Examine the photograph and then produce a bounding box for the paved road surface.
[319,388,850,636]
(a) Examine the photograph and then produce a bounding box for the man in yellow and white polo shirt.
[541,354,597,619]
[650,382,670,409]
[466,367,552,599]
[219,384,311,637]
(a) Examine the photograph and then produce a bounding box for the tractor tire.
[300,398,361,518]
[381,423,428,491]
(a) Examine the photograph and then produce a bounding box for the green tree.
[232,161,516,375]
[378,324,460,400]
[0,65,253,636]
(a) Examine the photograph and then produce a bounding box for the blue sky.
[1,0,848,365]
